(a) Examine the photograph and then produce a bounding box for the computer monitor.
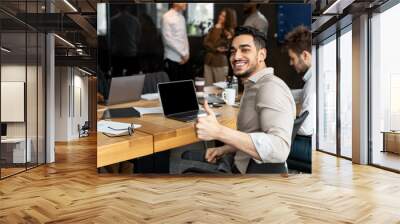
[1,123,7,137]
[105,74,145,105]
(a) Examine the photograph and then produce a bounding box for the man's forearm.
[216,125,262,161]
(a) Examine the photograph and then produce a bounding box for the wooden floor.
[1,135,400,223]
[1,167,26,178]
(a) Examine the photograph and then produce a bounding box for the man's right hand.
[180,54,189,64]
[205,147,226,163]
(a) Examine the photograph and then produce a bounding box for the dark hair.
[284,25,311,55]
[221,8,237,33]
[234,26,267,50]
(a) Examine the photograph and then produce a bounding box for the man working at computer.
[195,26,296,174]
[285,25,315,136]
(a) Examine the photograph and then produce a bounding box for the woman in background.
[203,8,237,85]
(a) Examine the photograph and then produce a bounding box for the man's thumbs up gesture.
[196,100,222,141]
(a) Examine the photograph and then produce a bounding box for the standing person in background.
[110,5,142,76]
[161,3,190,81]
[284,25,315,136]
[203,8,237,86]
[243,3,269,37]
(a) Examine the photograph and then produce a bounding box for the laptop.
[158,80,205,122]
[105,74,145,105]
[1,123,6,140]
[101,107,141,119]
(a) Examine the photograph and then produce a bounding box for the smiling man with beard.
[195,26,296,174]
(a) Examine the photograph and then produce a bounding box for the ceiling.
[0,0,99,70]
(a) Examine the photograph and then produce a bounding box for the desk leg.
[382,133,386,153]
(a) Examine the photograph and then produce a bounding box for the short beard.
[297,57,309,74]
[234,65,257,79]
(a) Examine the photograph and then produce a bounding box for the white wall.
[55,67,89,141]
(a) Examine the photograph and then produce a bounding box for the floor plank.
[1,135,400,223]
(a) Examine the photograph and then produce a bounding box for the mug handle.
[222,91,227,102]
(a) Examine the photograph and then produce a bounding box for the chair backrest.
[82,121,90,130]
[287,111,312,173]
[291,111,309,143]
[142,71,170,94]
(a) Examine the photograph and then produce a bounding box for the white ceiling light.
[1,47,11,53]
[54,34,75,48]
[97,3,107,36]
[63,0,78,12]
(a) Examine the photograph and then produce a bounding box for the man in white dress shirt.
[285,26,315,136]
[161,3,190,81]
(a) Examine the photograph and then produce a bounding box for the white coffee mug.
[222,88,236,105]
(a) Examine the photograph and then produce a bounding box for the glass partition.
[0,1,46,179]
[370,3,400,171]
[339,27,352,158]
[1,32,28,178]
[317,35,337,155]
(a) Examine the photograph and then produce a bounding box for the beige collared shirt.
[234,67,296,174]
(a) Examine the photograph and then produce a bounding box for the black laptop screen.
[158,80,199,116]
[1,123,7,137]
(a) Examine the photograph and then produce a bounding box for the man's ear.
[303,51,312,65]
[259,48,267,61]
[301,51,310,60]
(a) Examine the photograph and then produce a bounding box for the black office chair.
[142,71,170,94]
[78,121,90,138]
[291,111,309,143]
[287,111,312,173]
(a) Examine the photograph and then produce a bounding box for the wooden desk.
[1,138,32,164]
[382,131,400,154]
[97,100,238,168]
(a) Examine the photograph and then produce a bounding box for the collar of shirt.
[168,8,182,19]
[242,67,273,89]
[248,67,274,83]
[302,68,312,82]
[248,11,261,19]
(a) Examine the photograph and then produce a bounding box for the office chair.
[78,121,90,138]
[287,111,312,173]
[142,71,170,94]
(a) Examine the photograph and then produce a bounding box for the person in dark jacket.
[110,5,142,76]
[203,8,237,85]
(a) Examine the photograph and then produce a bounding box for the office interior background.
[0,0,97,179]
[0,0,400,223]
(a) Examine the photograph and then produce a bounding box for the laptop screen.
[158,80,199,116]
[1,123,7,137]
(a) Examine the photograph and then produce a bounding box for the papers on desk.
[98,120,142,136]
[141,93,159,101]
[213,81,228,89]
[133,106,163,115]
